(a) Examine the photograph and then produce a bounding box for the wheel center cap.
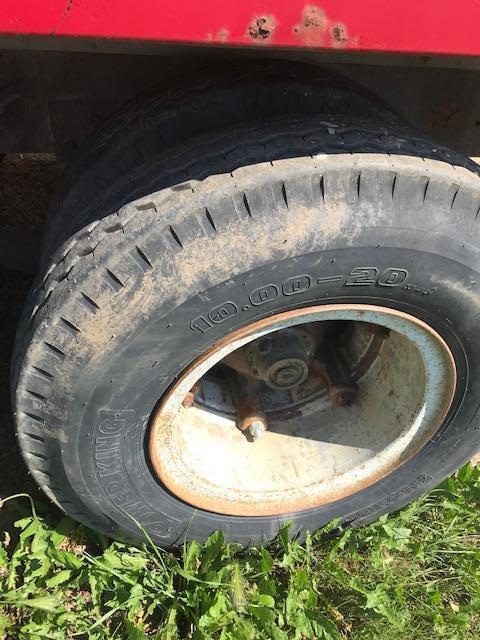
[266,358,308,389]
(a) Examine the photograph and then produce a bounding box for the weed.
[0,465,479,639]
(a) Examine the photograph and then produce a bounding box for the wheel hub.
[268,359,307,389]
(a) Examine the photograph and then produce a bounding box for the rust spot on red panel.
[331,22,350,47]
[293,6,327,45]
[301,6,327,30]
[207,28,230,42]
[293,6,355,48]
[248,15,276,41]
[217,28,229,42]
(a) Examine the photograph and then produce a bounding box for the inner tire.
[13,111,480,547]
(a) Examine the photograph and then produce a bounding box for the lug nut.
[248,420,267,440]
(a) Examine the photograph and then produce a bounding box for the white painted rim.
[149,305,456,516]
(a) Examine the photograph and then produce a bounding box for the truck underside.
[2,49,480,158]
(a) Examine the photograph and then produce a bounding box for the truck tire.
[12,111,480,547]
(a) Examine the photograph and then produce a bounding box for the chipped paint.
[293,5,355,48]
[206,28,230,42]
[331,22,349,47]
[247,15,276,41]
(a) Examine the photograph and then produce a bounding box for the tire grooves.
[32,366,54,381]
[24,433,46,443]
[242,193,252,218]
[133,245,153,270]
[25,389,48,401]
[105,268,125,291]
[163,225,183,252]
[60,317,81,335]
[43,342,66,360]
[78,292,100,314]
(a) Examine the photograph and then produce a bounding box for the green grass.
[1,466,479,640]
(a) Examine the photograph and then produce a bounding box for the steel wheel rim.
[149,304,456,516]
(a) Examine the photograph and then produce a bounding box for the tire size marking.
[282,275,311,296]
[345,267,408,288]
[189,266,413,333]
[344,267,378,286]
[249,284,279,306]
[208,301,238,323]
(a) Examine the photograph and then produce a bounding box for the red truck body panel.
[2,0,480,57]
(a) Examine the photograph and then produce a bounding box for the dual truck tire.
[12,63,480,547]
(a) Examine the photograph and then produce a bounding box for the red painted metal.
[1,0,480,57]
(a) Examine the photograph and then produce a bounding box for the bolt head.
[249,420,266,440]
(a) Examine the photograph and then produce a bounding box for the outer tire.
[13,108,480,547]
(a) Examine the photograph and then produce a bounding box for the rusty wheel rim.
[149,305,456,516]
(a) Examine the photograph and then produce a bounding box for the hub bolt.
[248,420,267,440]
